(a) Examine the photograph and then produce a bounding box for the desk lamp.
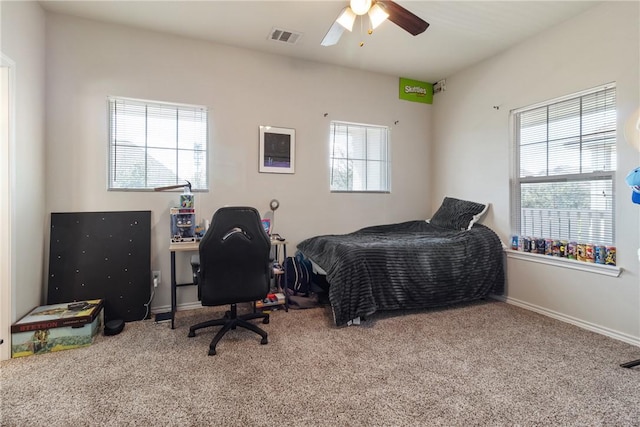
[154,180,192,197]
[269,199,280,236]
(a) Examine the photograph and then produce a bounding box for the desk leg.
[283,244,288,311]
[171,251,177,329]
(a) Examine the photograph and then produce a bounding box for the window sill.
[504,249,622,277]
[330,191,390,194]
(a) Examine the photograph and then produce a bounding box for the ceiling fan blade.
[321,7,353,46]
[321,20,346,46]
[377,0,429,36]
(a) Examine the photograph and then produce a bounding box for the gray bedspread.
[296,220,504,326]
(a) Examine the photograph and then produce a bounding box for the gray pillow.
[429,197,488,231]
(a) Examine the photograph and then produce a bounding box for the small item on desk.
[195,218,209,239]
[261,218,271,235]
[272,262,284,275]
[271,233,285,241]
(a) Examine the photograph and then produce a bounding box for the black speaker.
[104,319,125,336]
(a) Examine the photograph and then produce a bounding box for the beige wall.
[0,1,47,326]
[44,13,433,311]
[432,2,640,343]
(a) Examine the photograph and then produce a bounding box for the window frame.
[329,120,391,193]
[509,83,620,275]
[107,96,209,192]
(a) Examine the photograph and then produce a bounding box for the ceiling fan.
[321,0,429,47]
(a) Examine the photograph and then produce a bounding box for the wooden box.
[11,299,103,358]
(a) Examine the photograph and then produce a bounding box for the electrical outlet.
[152,271,161,287]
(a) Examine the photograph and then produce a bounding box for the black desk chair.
[188,206,271,356]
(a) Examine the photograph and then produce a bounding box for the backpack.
[284,252,312,296]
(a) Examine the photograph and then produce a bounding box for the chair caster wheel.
[263,317,269,324]
[260,337,268,345]
[208,348,216,356]
[188,331,195,338]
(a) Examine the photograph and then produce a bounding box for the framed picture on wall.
[259,126,295,174]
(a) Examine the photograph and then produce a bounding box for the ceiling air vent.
[268,27,303,45]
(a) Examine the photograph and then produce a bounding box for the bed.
[296,197,505,326]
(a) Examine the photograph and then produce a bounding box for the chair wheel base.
[190,303,270,355]
[263,317,269,324]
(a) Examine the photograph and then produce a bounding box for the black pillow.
[430,197,488,231]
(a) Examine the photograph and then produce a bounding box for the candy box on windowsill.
[11,299,104,358]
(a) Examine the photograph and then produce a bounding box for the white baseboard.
[154,297,640,348]
[492,295,640,348]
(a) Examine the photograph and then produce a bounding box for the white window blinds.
[512,84,616,245]
[330,121,390,192]
[108,97,208,190]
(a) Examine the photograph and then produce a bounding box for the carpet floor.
[1,300,639,426]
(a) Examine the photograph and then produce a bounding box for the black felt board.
[47,211,151,322]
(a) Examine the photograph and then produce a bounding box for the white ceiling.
[39,0,601,83]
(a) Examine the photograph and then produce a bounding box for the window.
[108,97,208,190]
[329,121,390,192]
[511,84,616,245]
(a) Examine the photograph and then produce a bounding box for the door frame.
[1,52,16,360]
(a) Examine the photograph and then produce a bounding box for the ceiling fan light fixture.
[350,0,372,16]
[322,0,429,47]
[368,3,389,29]
[336,7,357,31]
